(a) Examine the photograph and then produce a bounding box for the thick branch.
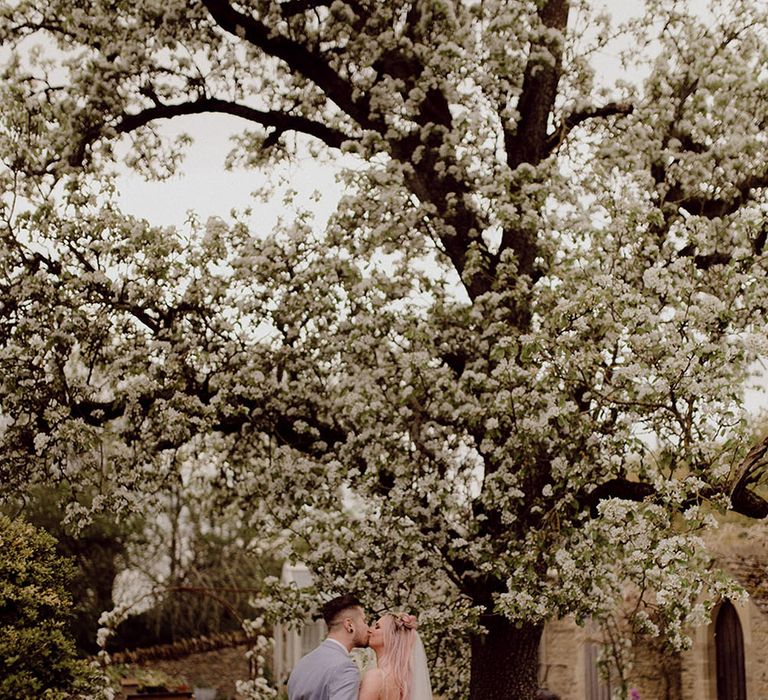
[581,435,768,520]
[649,77,700,213]
[651,72,767,220]
[581,478,656,515]
[729,435,768,518]
[668,127,708,155]
[116,98,352,149]
[504,0,569,170]
[278,0,366,18]
[544,101,634,155]
[676,246,732,271]
[278,0,328,15]
[731,488,768,519]
[397,158,494,301]
[200,0,377,131]
[201,0,492,301]
[72,387,346,459]
[669,169,768,219]
[374,43,494,299]
[495,0,568,289]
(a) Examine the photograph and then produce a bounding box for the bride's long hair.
[379,613,418,700]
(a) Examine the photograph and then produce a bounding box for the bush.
[0,513,99,698]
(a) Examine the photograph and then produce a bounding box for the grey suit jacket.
[287,639,361,700]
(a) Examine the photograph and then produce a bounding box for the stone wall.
[747,598,768,699]
[540,616,687,700]
[631,637,682,700]
[538,617,586,700]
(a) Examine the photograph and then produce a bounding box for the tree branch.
[676,246,732,271]
[72,384,347,460]
[493,0,568,296]
[668,169,768,219]
[23,245,162,333]
[278,0,329,16]
[544,101,634,155]
[668,127,708,154]
[116,97,352,149]
[649,77,700,212]
[728,435,768,518]
[200,0,377,130]
[372,41,495,299]
[582,477,656,515]
[731,488,768,519]
[581,436,768,521]
[277,0,366,18]
[504,0,569,170]
[650,71,767,220]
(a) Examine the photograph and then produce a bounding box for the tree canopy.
[2,1,768,697]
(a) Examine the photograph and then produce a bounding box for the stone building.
[538,554,768,700]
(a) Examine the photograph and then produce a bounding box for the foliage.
[0,513,104,699]
[108,484,283,649]
[4,482,280,654]
[3,484,136,653]
[129,668,189,693]
[2,1,768,697]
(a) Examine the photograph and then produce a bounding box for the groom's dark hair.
[322,593,363,627]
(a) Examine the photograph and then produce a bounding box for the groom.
[287,593,370,700]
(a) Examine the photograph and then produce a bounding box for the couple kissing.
[287,594,432,700]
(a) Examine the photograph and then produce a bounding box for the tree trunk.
[469,616,543,700]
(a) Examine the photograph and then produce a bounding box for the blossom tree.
[2,0,768,697]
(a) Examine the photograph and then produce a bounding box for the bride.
[359,613,432,700]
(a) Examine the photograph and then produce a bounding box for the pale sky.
[113,113,346,232]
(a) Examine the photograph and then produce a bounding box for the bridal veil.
[408,632,432,700]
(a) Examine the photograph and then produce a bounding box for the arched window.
[715,600,747,700]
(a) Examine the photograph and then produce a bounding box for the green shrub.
[0,513,99,699]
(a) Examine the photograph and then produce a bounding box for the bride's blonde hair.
[379,613,418,700]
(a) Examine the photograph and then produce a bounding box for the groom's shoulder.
[289,640,354,687]
[296,640,352,669]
